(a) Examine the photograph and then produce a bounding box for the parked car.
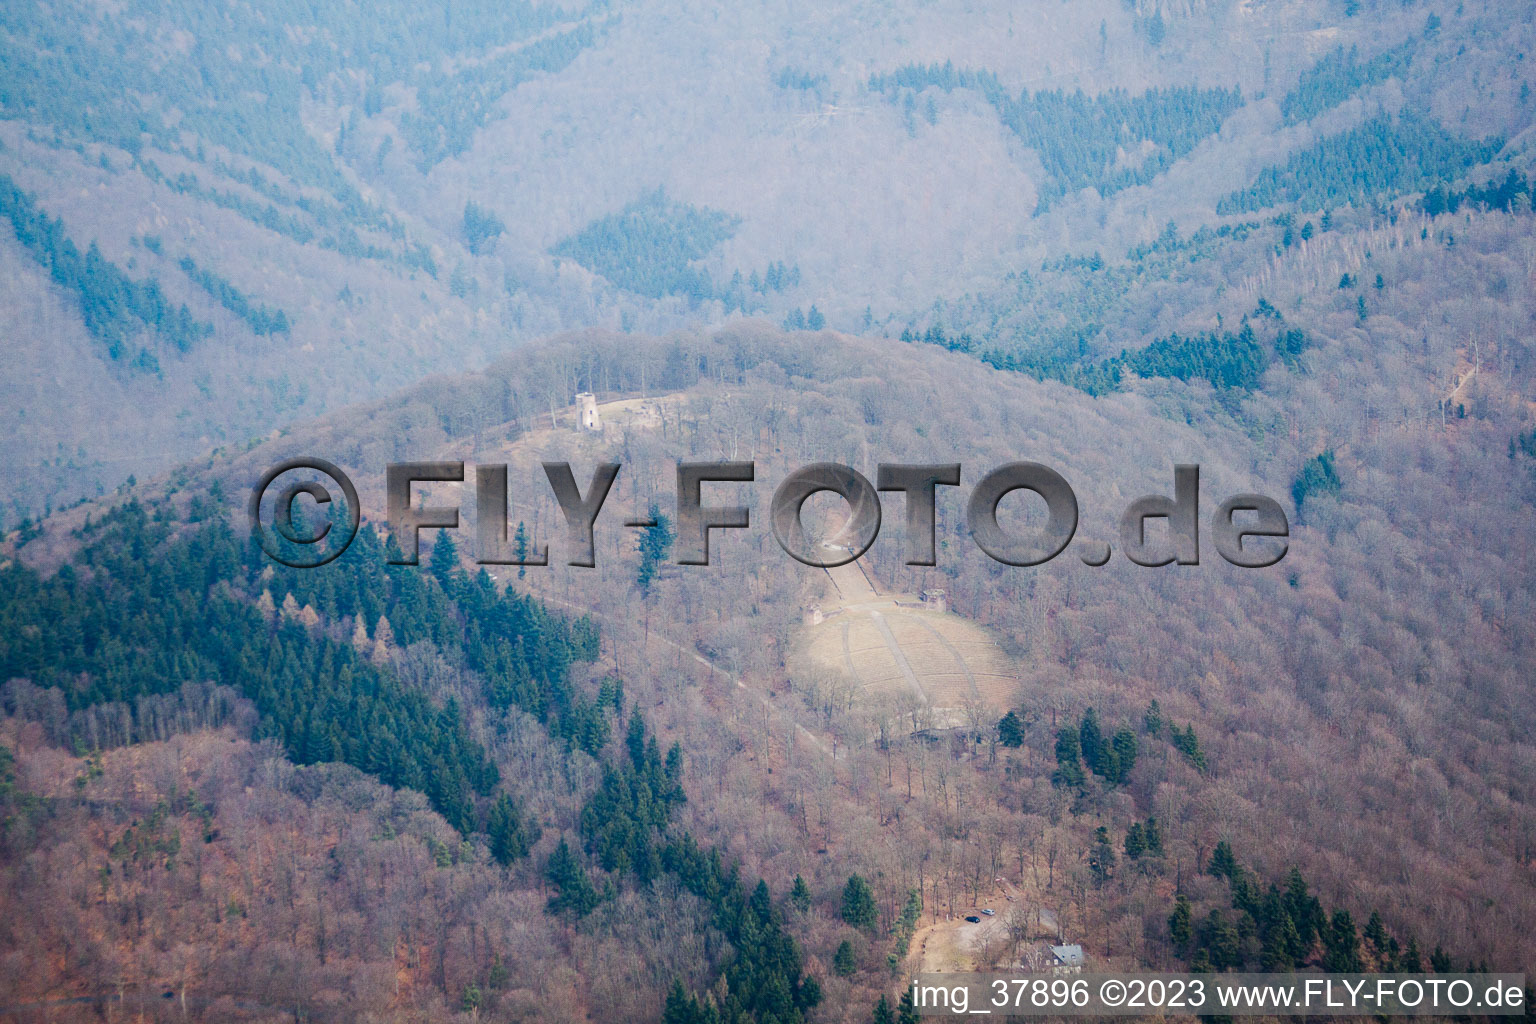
[965,915,981,923]
[981,908,996,916]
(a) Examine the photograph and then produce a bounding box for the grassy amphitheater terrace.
[799,555,1018,728]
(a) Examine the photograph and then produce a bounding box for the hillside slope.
[3,0,1532,522]
[10,185,1535,978]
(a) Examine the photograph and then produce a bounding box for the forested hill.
[2,0,1531,524]
[2,0,1536,1012]
[4,285,1536,1011]
[0,496,827,1022]
[0,501,597,832]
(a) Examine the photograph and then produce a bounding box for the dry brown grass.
[803,601,1018,714]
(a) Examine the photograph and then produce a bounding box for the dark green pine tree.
[750,878,773,923]
[662,980,693,1024]
[626,711,648,766]
[1230,871,1260,919]
[662,979,718,1024]
[1124,823,1146,859]
[1169,894,1193,951]
[799,975,822,1016]
[1209,840,1238,880]
[841,874,879,929]
[1201,909,1242,971]
[871,995,896,1024]
[428,530,459,587]
[1261,910,1300,971]
[513,521,530,579]
[597,676,625,716]
[897,988,921,1024]
[997,709,1025,748]
[1110,728,1138,784]
[1324,909,1363,972]
[636,503,674,596]
[1176,724,1208,771]
[486,792,535,866]
[545,837,602,917]
[1079,708,1104,771]
[1286,869,1326,952]
[1052,727,1085,789]
[833,939,857,976]
[789,874,812,913]
[1362,910,1390,961]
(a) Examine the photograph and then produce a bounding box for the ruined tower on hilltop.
[574,392,600,432]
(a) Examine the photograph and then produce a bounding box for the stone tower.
[575,392,600,431]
